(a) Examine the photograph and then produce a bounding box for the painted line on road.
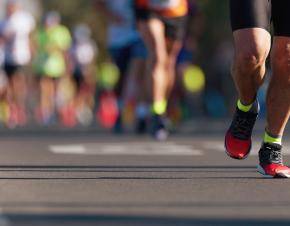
[49,142,203,156]
[49,145,86,154]
[49,141,290,156]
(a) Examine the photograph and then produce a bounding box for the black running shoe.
[151,114,169,141]
[113,114,123,134]
[225,100,259,159]
[257,143,290,178]
[136,118,147,135]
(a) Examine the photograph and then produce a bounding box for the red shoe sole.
[257,165,290,178]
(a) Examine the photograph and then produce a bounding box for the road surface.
[0,127,289,225]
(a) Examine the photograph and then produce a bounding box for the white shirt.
[73,40,97,66]
[0,10,35,65]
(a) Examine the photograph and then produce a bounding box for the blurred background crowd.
[0,0,269,132]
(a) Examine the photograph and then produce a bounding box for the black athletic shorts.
[134,7,188,41]
[230,0,290,37]
[73,66,84,90]
[3,63,21,78]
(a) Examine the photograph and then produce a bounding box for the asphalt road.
[0,128,289,226]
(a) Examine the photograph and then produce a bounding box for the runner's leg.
[232,29,271,104]
[138,18,168,115]
[225,0,271,159]
[267,38,290,137]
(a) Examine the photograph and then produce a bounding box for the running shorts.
[109,38,147,76]
[3,63,21,78]
[135,0,188,18]
[134,0,188,40]
[230,0,290,37]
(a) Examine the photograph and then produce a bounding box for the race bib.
[148,0,180,10]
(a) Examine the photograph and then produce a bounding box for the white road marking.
[202,142,224,151]
[49,142,203,156]
[50,145,86,154]
[49,141,290,156]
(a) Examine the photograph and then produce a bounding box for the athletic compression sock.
[263,131,282,145]
[237,99,259,114]
[237,100,253,112]
[152,99,167,115]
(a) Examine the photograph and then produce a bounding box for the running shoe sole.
[257,165,290,178]
[154,129,169,141]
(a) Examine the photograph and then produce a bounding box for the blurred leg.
[40,77,55,122]
[165,39,183,98]
[138,18,168,113]
[109,47,130,132]
[129,57,148,104]
[111,47,130,99]
[11,72,27,110]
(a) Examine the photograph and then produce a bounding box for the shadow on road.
[3,201,290,208]
[0,165,256,171]
[0,165,264,180]
[0,165,265,180]
[5,214,290,226]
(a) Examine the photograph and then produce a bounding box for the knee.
[235,45,268,70]
[150,51,167,68]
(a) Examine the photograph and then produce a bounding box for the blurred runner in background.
[135,0,188,140]
[172,0,202,125]
[95,0,148,134]
[70,24,98,126]
[0,30,8,125]
[0,0,35,128]
[34,11,72,126]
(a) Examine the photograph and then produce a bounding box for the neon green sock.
[263,131,282,145]
[152,99,167,115]
[237,100,253,112]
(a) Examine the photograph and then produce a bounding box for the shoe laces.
[231,110,257,140]
[259,144,283,165]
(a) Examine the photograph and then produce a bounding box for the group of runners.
[98,0,290,178]
[0,0,199,133]
[0,1,98,127]
[0,0,289,178]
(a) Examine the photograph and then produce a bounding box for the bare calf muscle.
[226,0,290,178]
